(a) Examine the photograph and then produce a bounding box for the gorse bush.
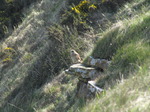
[61,0,97,32]
[71,0,97,17]
[0,47,16,63]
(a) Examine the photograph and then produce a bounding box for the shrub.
[0,47,16,63]
[61,0,97,32]
[71,0,97,17]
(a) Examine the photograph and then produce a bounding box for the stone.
[65,64,102,80]
[87,56,111,70]
[76,80,103,99]
[65,57,107,99]
[76,81,89,98]
[87,81,103,94]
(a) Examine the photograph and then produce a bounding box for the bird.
[70,49,82,64]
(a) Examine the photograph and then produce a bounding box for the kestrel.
[70,49,82,64]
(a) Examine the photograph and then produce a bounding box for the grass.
[82,64,150,112]
[86,10,150,87]
[0,0,93,111]
[88,12,150,60]
[0,0,150,112]
[29,72,78,112]
[80,0,150,111]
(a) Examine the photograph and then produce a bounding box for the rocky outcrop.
[87,56,111,70]
[65,56,111,99]
[65,64,101,80]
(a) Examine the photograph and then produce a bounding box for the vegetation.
[71,0,97,16]
[81,0,150,111]
[0,0,149,112]
[0,0,40,39]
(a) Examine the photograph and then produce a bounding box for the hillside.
[0,0,150,112]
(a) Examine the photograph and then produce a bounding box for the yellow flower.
[3,57,12,62]
[71,7,75,10]
[4,47,14,50]
[75,8,80,14]
[71,0,96,16]
[89,4,97,9]
[72,7,80,14]
[81,0,89,4]
[80,21,86,24]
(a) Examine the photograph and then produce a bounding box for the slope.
[0,0,149,112]
[0,0,93,111]
[81,0,150,112]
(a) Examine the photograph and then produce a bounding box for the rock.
[76,80,103,99]
[65,64,102,80]
[76,81,89,98]
[65,57,107,99]
[87,56,111,70]
[87,81,103,94]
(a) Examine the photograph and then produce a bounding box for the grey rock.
[87,56,111,70]
[65,57,108,99]
[76,80,103,99]
[76,81,89,98]
[65,64,101,80]
[87,81,103,93]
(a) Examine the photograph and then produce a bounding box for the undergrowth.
[0,0,40,39]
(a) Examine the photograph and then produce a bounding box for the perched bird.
[70,49,82,64]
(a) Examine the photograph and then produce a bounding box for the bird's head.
[70,49,75,54]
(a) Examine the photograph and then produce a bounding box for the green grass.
[80,1,150,112]
[111,42,150,72]
[86,11,150,85]
[0,0,93,111]
[81,63,150,112]
[88,12,150,60]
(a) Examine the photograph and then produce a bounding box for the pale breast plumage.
[70,50,82,64]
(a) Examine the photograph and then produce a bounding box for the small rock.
[87,81,103,93]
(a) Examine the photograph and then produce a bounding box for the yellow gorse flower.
[79,0,89,6]
[71,0,89,14]
[4,47,14,50]
[81,0,89,4]
[3,57,12,62]
[71,0,96,17]
[80,21,86,24]
[89,4,97,9]
[72,7,80,14]
[3,47,16,58]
